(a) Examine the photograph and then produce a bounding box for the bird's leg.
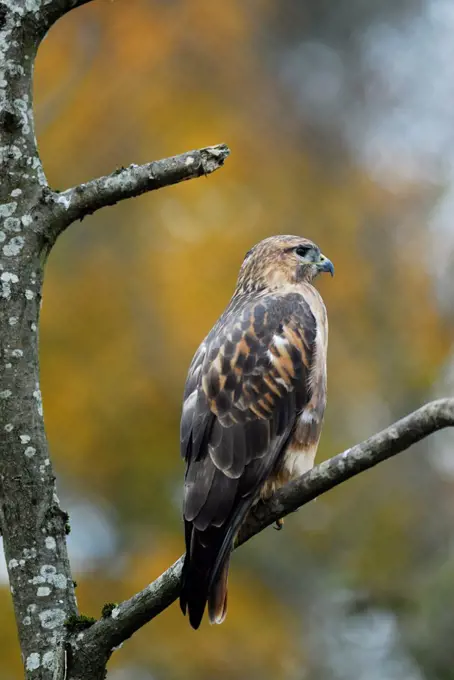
[274,517,284,530]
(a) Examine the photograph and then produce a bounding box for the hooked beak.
[317,253,334,277]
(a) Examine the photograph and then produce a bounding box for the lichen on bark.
[0,2,229,678]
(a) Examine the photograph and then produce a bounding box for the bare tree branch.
[34,0,94,35]
[70,398,454,668]
[45,0,93,12]
[238,397,454,544]
[68,558,185,680]
[42,144,231,242]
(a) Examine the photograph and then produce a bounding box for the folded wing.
[180,291,317,628]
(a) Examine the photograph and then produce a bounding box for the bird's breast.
[259,409,321,500]
[260,444,317,500]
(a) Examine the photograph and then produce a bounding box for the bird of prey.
[179,235,333,629]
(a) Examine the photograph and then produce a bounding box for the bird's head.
[235,235,334,293]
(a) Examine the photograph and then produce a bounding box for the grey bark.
[44,144,231,241]
[0,4,77,679]
[0,1,228,678]
[0,1,452,680]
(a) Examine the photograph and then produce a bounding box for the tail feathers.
[208,558,229,625]
[180,555,210,630]
[180,524,231,629]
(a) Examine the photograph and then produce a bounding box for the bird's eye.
[295,245,311,258]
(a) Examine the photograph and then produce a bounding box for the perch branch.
[44,144,230,240]
[72,398,454,662]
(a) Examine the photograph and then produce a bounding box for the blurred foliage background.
[2,0,454,678]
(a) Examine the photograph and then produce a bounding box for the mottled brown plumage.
[180,235,333,629]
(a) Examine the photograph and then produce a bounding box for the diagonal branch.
[43,144,230,242]
[70,398,454,668]
[237,397,454,544]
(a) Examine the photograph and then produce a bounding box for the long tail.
[207,556,229,624]
[180,523,230,630]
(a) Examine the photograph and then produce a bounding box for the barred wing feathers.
[180,292,317,629]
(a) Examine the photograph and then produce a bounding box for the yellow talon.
[274,518,284,530]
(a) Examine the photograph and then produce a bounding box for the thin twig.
[43,144,230,241]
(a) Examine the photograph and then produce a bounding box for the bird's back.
[179,235,333,628]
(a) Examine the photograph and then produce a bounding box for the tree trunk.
[0,12,77,678]
[0,2,228,677]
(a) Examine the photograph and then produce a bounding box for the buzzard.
[179,235,333,629]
